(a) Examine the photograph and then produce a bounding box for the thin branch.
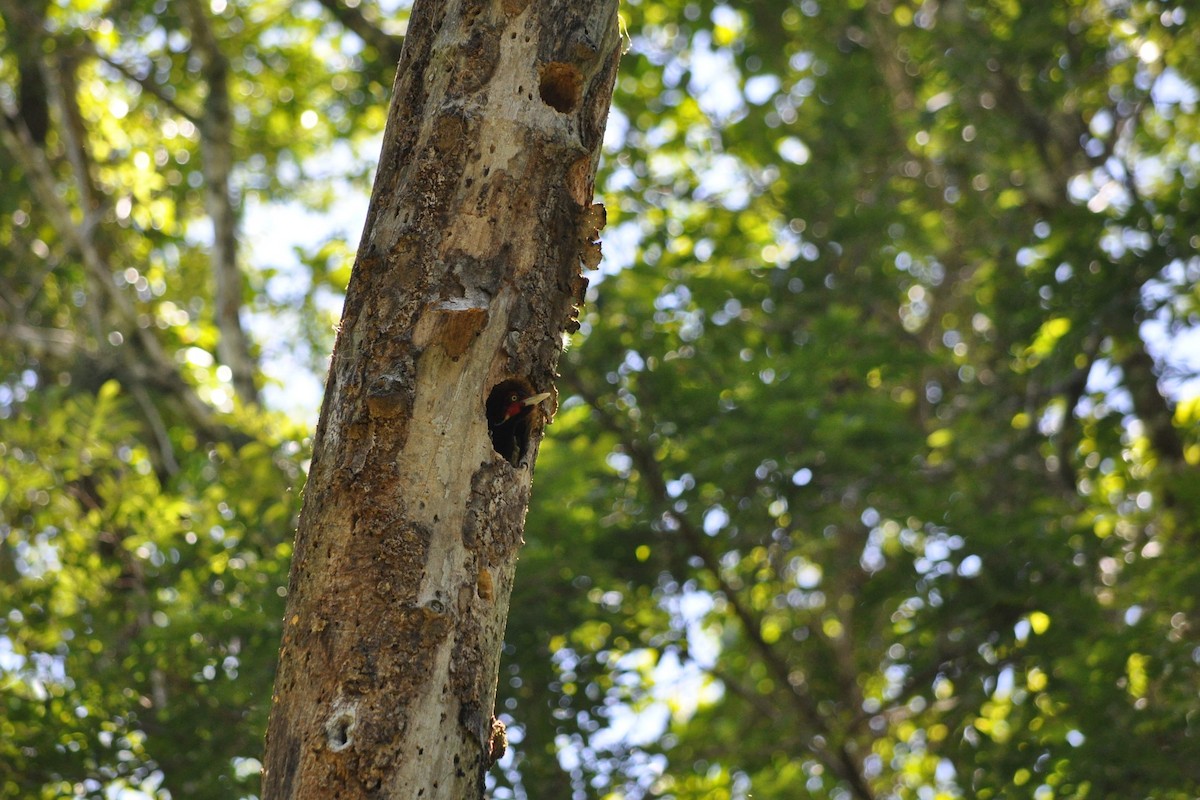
[1121,344,1187,466]
[714,665,786,720]
[87,44,200,122]
[182,0,260,404]
[131,382,181,478]
[564,372,876,800]
[48,51,107,242]
[1,249,62,318]
[0,105,236,445]
[0,0,51,144]
[0,323,80,360]
[313,0,406,65]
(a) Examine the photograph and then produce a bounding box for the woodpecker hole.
[538,62,582,114]
[325,705,357,752]
[486,379,539,467]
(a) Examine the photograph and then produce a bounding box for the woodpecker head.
[486,385,550,466]
[494,391,551,427]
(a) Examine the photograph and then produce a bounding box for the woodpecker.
[487,390,550,465]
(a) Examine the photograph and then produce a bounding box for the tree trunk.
[261,0,621,797]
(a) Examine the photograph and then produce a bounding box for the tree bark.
[261,0,620,797]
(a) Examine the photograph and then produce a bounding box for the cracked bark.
[260,0,621,796]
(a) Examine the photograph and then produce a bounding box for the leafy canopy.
[2,0,1199,798]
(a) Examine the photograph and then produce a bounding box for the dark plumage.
[486,389,549,466]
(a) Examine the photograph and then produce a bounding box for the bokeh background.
[2,0,1199,798]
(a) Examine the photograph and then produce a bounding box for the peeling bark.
[261,0,621,796]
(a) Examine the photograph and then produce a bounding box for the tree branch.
[183,0,260,405]
[0,0,51,144]
[0,103,240,446]
[313,0,406,65]
[87,44,200,122]
[565,373,876,800]
[1121,343,1186,466]
[0,322,80,361]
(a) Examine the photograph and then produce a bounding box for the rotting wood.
[261,0,621,797]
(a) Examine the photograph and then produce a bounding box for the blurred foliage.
[506,0,1200,798]
[0,0,397,796]
[1,0,1198,799]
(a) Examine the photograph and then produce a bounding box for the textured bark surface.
[261,0,621,796]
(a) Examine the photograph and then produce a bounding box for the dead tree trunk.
[261,0,620,797]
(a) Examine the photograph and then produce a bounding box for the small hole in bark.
[487,380,546,466]
[326,707,357,752]
[538,62,582,113]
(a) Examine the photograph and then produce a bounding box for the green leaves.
[502,0,1200,797]
[0,375,301,798]
[4,0,1199,797]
